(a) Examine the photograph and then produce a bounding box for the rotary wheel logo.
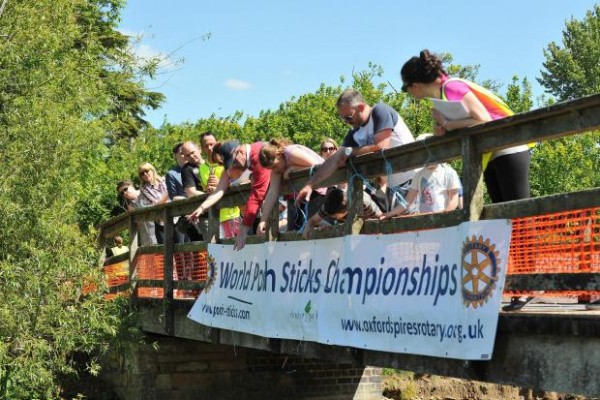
[461,235,500,308]
[204,253,217,293]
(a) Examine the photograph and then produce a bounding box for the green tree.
[0,0,152,397]
[538,5,600,101]
[530,133,600,197]
[532,4,600,196]
[504,76,534,113]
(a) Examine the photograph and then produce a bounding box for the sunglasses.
[339,105,360,122]
[119,186,131,195]
[321,146,336,152]
[401,82,413,92]
[139,169,151,175]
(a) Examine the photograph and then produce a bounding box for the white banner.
[188,220,512,360]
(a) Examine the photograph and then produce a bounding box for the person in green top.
[109,236,129,257]
[199,132,241,239]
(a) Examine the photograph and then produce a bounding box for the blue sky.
[119,1,597,127]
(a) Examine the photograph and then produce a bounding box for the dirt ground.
[382,370,599,400]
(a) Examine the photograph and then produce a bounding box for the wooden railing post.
[206,207,219,244]
[461,135,485,221]
[345,168,364,235]
[128,215,139,279]
[97,231,108,267]
[163,208,175,335]
[266,199,280,242]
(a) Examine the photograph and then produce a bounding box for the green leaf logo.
[304,300,312,314]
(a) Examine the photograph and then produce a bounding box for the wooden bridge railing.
[98,94,600,326]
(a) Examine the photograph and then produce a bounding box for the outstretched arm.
[187,173,230,221]
[257,171,282,233]
[296,148,350,205]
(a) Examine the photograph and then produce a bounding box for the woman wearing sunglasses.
[319,138,338,160]
[138,162,169,243]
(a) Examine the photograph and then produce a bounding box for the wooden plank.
[163,208,175,335]
[505,273,600,292]
[106,282,131,293]
[363,210,465,234]
[137,282,195,293]
[472,95,600,154]
[482,188,600,220]
[206,206,219,244]
[128,216,138,279]
[461,135,484,221]
[98,218,130,240]
[103,252,129,266]
[97,213,129,236]
[345,169,364,236]
[132,244,164,255]
[174,242,207,252]
[173,281,205,291]
[136,279,163,288]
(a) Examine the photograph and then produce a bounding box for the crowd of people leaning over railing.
[114,50,537,309]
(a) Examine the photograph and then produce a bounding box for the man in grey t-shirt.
[296,89,419,208]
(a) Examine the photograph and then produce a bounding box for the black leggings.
[484,150,531,203]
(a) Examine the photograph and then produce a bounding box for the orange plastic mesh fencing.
[507,207,600,297]
[135,253,164,298]
[103,260,129,288]
[136,253,165,280]
[102,260,130,299]
[173,251,206,299]
[133,251,207,299]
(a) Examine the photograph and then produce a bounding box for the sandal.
[502,296,536,312]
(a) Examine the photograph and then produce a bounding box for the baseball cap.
[215,140,240,169]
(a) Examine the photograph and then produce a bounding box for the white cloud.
[118,28,141,39]
[119,28,177,71]
[224,79,253,91]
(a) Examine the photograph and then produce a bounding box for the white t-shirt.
[409,164,461,213]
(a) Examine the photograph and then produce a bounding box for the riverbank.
[382,370,597,400]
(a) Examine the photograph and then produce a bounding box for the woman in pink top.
[400,49,530,204]
[257,138,326,233]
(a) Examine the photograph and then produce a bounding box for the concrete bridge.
[98,94,600,400]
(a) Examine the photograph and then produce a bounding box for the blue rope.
[346,157,369,208]
[288,165,315,233]
[379,138,440,211]
[379,150,409,210]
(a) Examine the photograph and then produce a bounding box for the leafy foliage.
[0,0,597,397]
[533,5,600,196]
[538,4,600,101]
[0,0,157,397]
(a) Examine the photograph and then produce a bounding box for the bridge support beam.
[100,334,382,400]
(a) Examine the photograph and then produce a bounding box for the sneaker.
[585,300,600,311]
[502,296,536,312]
